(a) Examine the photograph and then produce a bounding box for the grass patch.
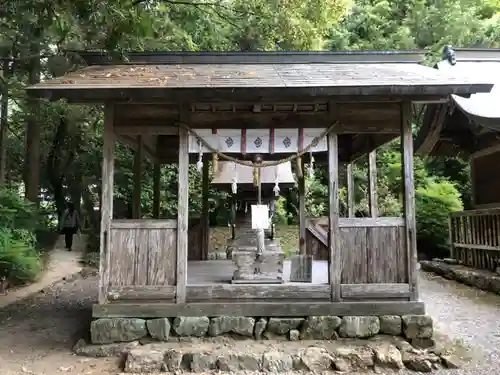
[210,224,300,257]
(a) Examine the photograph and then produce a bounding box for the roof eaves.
[67,50,428,66]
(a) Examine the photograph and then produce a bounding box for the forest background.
[0,0,499,283]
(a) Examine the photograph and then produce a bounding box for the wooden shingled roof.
[27,51,492,103]
[415,48,500,156]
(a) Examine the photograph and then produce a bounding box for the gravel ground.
[0,270,500,374]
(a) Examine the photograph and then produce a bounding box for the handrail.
[451,207,500,217]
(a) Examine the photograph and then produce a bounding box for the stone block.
[338,316,380,338]
[90,318,147,344]
[299,346,334,372]
[172,316,209,337]
[379,315,402,335]
[217,352,262,371]
[124,348,165,373]
[254,318,267,339]
[402,315,433,339]
[146,318,171,341]
[262,350,294,372]
[266,317,303,335]
[372,343,404,369]
[208,316,255,337]
[164,349,183,371]
[183,352,217,372]
[300,315,341,340]
[288,329,299,341]
[73,339,139,357]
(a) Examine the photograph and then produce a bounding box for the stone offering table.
[229,229,285,284]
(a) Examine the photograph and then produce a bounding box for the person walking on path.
[59,202,80,251]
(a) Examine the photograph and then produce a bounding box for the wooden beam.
[98,105,115,304]
[132,136,143,219]
[328,132,341,301]
[108,285,176,301]
[401,101,418,301]
[339,217,404,228]
[176,126,189,303]
[186,284,331,301]
[201,161,210,260]
[341,283,410,299]
[110,219,177,229]
[346,163,354,217]
[368,150,378,217]
[93,300,426,318]
[153,162,161,219]
[298,159,306,254]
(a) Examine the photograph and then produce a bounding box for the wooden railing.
[450,208,500,270]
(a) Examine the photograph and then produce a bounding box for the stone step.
[118,337,451,373]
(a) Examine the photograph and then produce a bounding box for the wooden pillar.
[368,150,378,217]
[176,127,189,303]
[153,162,161,219]
[201,160,210,260]
[328,133,341,301]
[132,136,143,219]
[401,101,418,301]
[298,159,306,254]
[98,105,115,304]
[346,163,354,218]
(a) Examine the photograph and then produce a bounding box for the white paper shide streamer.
[308,150,315,179]
[273,165,280,196]
[231,162,238,194]
[196,139,203,172]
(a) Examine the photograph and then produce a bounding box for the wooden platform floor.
[187,260,329,284]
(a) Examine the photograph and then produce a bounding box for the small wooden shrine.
[415,46,500,270]
[27,51,490,318]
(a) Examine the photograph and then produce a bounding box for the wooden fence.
[450,208,500,270]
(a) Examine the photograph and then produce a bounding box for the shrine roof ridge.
[69,50,428,65]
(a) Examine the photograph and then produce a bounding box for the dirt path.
[1,269,500,374]
[0,235,84,309]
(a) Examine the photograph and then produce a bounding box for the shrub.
[416,180,463,259]
[0,187,45,284]
[0,228,42,284]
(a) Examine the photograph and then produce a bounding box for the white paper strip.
[251,204,270,229]
[303,128,328,152]
[188,129,327,153]
[274,129,299,153]
[246,129,270,153]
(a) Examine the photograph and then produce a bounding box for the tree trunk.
[47,117,69,217]
[0,59,10,185]
[24,35,41,204]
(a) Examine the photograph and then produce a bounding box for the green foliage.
[0,187,45,284]
[0,228,41,284]
[274,196,292,224]
[416,180,463,258]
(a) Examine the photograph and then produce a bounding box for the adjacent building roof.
[415,48,500,156]
[27,51,492,103]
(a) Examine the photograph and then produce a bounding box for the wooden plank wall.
[107,220,177,295]
[306,217,407,283]
[340,221,407,284]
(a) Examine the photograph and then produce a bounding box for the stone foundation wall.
[421,258,500,295]
[90,314,433,346]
